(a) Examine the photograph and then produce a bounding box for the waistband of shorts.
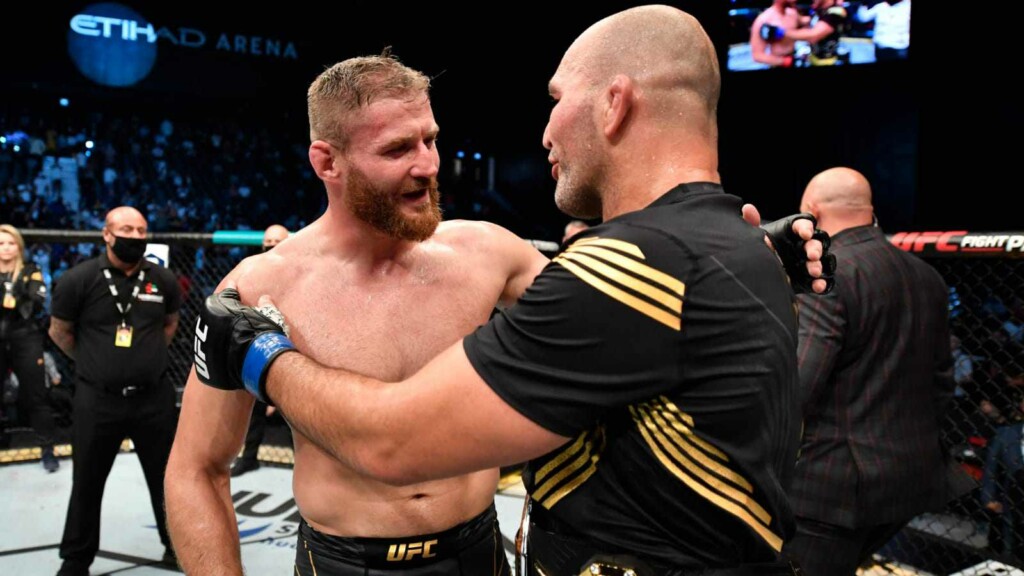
[299,503,497,568]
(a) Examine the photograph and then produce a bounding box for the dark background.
[1,1,1012,239]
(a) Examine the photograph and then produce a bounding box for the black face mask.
[110,236,147,265]
[262,245,273,253]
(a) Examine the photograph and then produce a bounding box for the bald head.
[563,5,720,118]
[263,224,290,250]
[102,206,148,269]
[105,206,146,231]
[800,167,874,235]
[544,5,722,221]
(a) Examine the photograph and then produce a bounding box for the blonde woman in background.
[0,223,59,471]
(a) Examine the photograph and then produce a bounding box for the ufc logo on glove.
[193,316,210,379]
[191,288,294,404]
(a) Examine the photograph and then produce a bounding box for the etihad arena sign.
[68,3,298,87]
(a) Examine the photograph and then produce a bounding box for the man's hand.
[742,204,836,294]
[193,287,294,404]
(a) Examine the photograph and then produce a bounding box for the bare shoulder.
[230,232,315,306]
[432,220,525,253]
[431,221,549,299]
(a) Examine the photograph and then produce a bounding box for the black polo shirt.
[464,183,800,569]
[51,253,181,391]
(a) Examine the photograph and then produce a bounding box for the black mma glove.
[762,213,837,294]
[193,287,295,404]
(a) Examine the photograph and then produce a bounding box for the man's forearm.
[165,469,244,575]
[264,346,532,486]
[267,353,392,479]
[49,329,75,360]
[164,314,179,346]
[787,26,829,42]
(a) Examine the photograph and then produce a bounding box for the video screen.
[726,0,911,71]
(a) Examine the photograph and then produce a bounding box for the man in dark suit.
[782,167,960,575]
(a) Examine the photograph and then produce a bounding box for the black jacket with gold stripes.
[465,182,801,569]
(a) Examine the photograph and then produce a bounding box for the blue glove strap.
[242,332,295,402]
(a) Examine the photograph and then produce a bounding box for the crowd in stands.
[3,103,321,233]
[2,98,543,284]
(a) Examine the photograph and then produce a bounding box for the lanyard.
[3,271,16,311]
[102,267,146,325]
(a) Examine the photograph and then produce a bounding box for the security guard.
[49,206,181,576]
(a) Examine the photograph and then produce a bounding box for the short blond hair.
[307,52,431,149]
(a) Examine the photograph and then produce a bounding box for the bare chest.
[273,266,501,382]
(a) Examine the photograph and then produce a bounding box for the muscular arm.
[785,20,835,43]
[749,14,770,64]
[494,227,550,306]
[266,342,569,486]
[164,312,179,346]
[166,370,256,574]
[48,317,76,359]
[165,270,255,575]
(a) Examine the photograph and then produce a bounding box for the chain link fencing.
[6,229,1024,573]
[3,231,558,468]
[868,233,1024,574]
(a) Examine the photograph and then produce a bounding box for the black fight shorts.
[295,504,511,575]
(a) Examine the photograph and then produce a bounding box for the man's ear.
[309,140,343,182]
[800,200,818,220]
[603,74,634,140]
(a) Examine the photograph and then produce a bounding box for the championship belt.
[576,555,654,576]
[808,54,838,66]
[519,498,655,576]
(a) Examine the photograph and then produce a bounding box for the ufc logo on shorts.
[193,316,209,379]
[386,539,438,561]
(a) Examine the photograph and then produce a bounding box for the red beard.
[344,166,442,242]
